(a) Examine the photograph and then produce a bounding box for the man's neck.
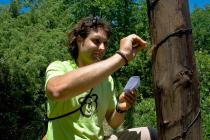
[76,59,90,67]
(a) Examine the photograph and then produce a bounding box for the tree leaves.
[191,5,210,52]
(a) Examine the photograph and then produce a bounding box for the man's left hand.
[117,90,137,112]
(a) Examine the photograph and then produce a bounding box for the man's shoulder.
[47,60,76,70]
[48,60,73,66]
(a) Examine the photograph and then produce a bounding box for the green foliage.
[0,1,69,139]
[191,5,210,52]
[195,50,210,140]
[9,0,21,18]
[124,98,156,129]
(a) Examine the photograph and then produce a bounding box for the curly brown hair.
[67,16,112,61]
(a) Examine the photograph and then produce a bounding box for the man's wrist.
[115,50,128,66]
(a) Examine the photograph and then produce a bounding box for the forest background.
[0,0,209,139]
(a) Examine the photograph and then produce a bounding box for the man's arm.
[105,109,125,129]
[46,54,125,101]
[106,91,136,129]
[46,34,146,101]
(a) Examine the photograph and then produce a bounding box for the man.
[44,16,156,140]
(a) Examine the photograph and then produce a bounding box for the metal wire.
[172,109,201,140]
[154,28,192,49]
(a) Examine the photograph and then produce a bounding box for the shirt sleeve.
[44,61,67,90]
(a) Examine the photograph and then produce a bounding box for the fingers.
[117,90,137,111]
[124,90,137,106]
[128,34,147,50]
[119,34,147,62]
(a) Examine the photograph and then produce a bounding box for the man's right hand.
[119,34,147,61]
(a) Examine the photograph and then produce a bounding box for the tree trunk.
[146,0,202,139]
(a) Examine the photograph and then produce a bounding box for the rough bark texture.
[146,0,201,139]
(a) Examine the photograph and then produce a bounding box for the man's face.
[77,28,108,66]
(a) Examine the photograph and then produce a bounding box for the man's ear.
[76,36,83,47]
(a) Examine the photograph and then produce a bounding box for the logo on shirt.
[78,93,98,117]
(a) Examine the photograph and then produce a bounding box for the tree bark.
[146,0,202,139]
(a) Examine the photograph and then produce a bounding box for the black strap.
[47,108,80,121]
[47,88,94,121]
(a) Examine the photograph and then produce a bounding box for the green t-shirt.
[45,60,117,140]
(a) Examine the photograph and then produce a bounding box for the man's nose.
[99,43,106,51]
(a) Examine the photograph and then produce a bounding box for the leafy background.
[0,0,209,139]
